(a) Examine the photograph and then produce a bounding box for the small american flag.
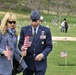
[23,36,32,49]
[24,36,29,47]
[60,51,67,57]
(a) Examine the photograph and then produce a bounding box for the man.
[18,10,53,75]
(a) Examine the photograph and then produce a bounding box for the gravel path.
[52,36,76,41]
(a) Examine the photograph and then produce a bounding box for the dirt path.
[52,36,76,41]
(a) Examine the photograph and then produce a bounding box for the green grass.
[46,41,76,75]
[42,13,76,24]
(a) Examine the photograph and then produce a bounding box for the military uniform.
[18,10,53,75]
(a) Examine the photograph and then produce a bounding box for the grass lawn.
[46,41,76,75]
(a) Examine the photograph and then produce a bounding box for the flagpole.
[65,55,67,66]
[19,56,23,63]
[11,57,13,69]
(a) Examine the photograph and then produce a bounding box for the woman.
[0,12,27,75]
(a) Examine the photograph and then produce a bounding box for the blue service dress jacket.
[0,32,27,75]
[18,25,53,71]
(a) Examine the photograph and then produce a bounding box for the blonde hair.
[0,12,18,35]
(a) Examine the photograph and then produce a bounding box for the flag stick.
[11,57,13,69]
[19,56,23,63]
[65,56,67,66]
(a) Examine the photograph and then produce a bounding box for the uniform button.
[33,54,35,56]
[34,49,35,50]
[34,43,35,45]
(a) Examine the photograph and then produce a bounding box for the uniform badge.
[40,31,46,39]
[42,41,44,44]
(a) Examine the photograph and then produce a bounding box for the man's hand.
[22,36,32,51]
[21,46,28,51]
[23,41,32,48]
[35,53,44,61]
[20,51,27,56]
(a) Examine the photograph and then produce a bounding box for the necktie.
[34,28,36,35]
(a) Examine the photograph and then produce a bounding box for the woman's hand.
[3,50,12,56]
[3,50,8,56]
[3,50,12,60]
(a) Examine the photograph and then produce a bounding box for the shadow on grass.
[58,64,76,66]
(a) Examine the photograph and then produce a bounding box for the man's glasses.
[8,21,16,24]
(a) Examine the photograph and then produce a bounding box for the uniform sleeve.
[41,28,53,58]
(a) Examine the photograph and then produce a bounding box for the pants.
[65,27,68,33]
[23,69,46,75]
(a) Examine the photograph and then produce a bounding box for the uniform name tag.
[40,35,46,39]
